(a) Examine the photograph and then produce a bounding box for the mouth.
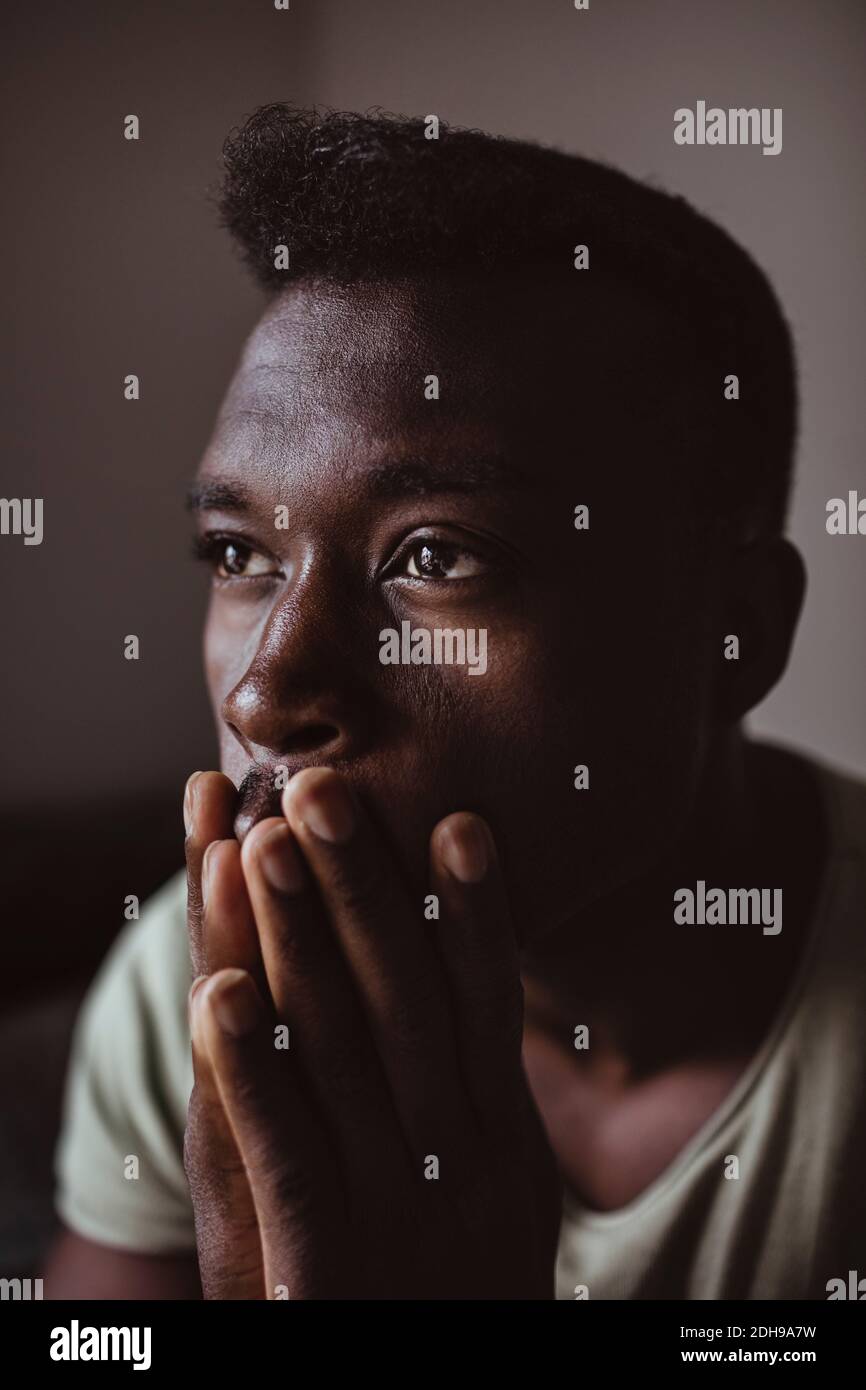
[232,765,291,842]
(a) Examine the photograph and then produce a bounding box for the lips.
[232,758,364,841]
[232,765,288,842]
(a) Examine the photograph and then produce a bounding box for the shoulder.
[811,756,866,958]
[55,870,195,1252]
[781,755,866,1120]
[787,759,866,1276]
[74,870,192,1114]
[816,757,866,860]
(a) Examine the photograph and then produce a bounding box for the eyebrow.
[185,454,527,514]
[186,481,250,513]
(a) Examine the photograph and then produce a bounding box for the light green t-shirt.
[55,755,866,1298]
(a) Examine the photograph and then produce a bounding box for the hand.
[189,767,562,1299]
[183,771,267,1298]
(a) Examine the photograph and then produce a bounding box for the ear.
[714,537,806,722]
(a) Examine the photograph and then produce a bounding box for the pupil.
[223,543,246,575]
[419,542,448,577]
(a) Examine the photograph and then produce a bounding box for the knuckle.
[273,921,332,983]
[185,869,204,964]
[316,1033,374,1099]
[257,1154,320,1221]
[226,1068,270,1120]
[386,986,443,1056]
[184,1086,206,1164]
[328,854,389,921]
[184,1096,248,1206]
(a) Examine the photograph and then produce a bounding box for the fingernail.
[257,823,305,894]
[212,971,262,1038]
[295,773,355,844]
[440,816,490,884]
[184,772,202,837]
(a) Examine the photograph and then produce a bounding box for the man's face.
[192,274,721,940]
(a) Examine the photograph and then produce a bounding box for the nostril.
[285,723,340,755]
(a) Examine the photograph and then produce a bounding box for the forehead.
[200,275,691,499]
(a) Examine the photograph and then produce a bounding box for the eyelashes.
[191,529,499,586]
[191,533,222,564]
[384,535,491,583]
[191,533,280,580]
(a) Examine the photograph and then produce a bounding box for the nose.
[221,587,372,766]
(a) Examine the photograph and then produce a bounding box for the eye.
[400,538,487,582]
[193,534,280,581]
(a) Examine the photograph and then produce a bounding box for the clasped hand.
[183,767,561,1300]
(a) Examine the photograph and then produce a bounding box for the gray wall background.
[3,0,864,815]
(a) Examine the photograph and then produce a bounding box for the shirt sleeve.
[54,871,197,1254]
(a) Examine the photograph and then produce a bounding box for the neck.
[521,733,826,1078]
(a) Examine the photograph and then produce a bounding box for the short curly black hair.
[218,103,797,536]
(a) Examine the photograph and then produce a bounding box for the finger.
[184,770,237,976]
[186,818,267,1298]
[201,837,268,999]
[429,813,527,1140]
[282,768,476,1161]
[193,968,339,1300]
[240,818,408,1190]
[184,976,264,1300]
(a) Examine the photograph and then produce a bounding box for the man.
[45,105,866,1299]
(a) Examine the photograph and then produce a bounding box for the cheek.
[477,602,714,936]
